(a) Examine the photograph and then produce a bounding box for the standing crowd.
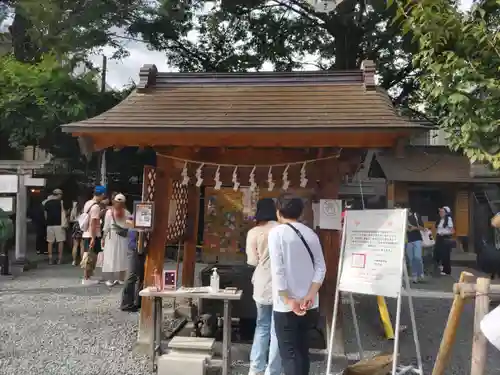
[246,194,327,375]
[404,204,456,283]
[31,185,144,312]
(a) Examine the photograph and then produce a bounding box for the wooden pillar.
[471,278,491,375]
[137,155,173,345]
[182,184,200,287]
[317,160,345,355]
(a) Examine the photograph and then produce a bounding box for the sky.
[94,0,475,88]
[2,0,475,89]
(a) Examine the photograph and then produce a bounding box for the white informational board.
[0,175,18,193]
[0,197,14,213]
[318,199,342,230]
[326,209,423,375]
[338,209,407,298]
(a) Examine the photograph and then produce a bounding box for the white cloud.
[89,39,170,89]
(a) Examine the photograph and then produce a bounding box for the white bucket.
[480,305,500,351]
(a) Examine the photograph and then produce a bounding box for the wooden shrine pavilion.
[62,60,426,347]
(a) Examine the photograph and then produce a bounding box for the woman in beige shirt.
[246,198,282,375]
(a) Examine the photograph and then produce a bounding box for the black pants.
[434,235,452,275]
[274,308,318,375]
[35,225,47,254]
[121,248,146,309]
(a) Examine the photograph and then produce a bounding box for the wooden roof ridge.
[136,60,377,91]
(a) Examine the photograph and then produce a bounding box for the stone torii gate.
[0,160,50,273]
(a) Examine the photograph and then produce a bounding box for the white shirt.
[437,217,454,236]
[82,199,102,238]
[268,222,326,312]
[246,221,277,305]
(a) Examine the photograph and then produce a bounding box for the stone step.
[168,336,215,353]
[157,352,207,375]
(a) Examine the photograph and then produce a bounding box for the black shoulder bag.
[112,210,129,238]
[285,223,315,267]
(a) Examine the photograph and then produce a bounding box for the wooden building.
[374,146,500,252]
[62,60,425,347]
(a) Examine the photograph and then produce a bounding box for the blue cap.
[94,185,106,195]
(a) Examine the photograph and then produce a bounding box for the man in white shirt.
[81,185,106,285]
[268,194,326,375]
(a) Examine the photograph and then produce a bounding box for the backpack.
[77,202,98,233]
[0,212,14,243]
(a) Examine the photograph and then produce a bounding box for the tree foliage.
[0,54,128,161]
[3,0,147,62]
[398,0,500,167]
[128,0,421,108]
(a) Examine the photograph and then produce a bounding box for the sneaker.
[440,272,448,276]
[411,276,419,283]
[105,280,115,287]
[116,280,125,285]
[82,279,99,286]
[48,258,54,265]
[419,275,426,283]
[72,260,77,266]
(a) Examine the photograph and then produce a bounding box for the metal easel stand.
[391,262,424,375]
[325,221,424,375]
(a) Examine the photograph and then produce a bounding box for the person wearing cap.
[43,188,66,265]
[81,185,107,285]
[434,206,455,276]
[101,193,131,287]
[246,198,282,375]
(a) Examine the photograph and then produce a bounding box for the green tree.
[0,54,128,163]
[398,0,500,167]
[3,0,147,62]
[129,0,422,108]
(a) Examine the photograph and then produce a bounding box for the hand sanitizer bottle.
[210,267,219,292]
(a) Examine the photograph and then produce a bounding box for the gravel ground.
[0,264,150,375]
[1,262,500,375]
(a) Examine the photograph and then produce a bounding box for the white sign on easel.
[325,209,423,375]
[319,199,342,230]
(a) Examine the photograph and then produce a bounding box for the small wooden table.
[139,287,243,375]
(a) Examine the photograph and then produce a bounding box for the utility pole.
[96,55,107,185]
[101,55,107,93]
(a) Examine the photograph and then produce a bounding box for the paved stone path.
[1,262,500,375]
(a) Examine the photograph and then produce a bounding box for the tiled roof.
[63,61,425,132]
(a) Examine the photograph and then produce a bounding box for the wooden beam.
[85,130,410,150]
[453,282,500,299]
[317,159,345,356]
[162,147,341,165]
[137,155,173,345]
[432,271,475,375]
[182,184,200,287]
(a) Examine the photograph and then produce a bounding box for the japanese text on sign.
[338,209,407,298]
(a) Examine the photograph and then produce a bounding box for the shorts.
[81,237,102,275]
[47,226,66,243]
